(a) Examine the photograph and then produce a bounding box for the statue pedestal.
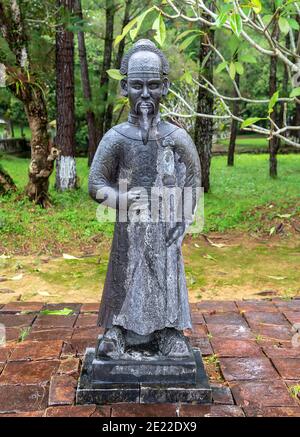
[76,346,212,405]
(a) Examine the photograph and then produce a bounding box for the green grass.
[0,153,299,254]
[0,125,31,140]
[219,134,268,149]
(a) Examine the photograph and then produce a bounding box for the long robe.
[89,118,201,336]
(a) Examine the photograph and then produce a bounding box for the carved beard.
[135,101,158,145]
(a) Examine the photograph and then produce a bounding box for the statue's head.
[120,39,170,143]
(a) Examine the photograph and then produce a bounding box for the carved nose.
[142,85,150,98]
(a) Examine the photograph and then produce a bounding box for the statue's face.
[123,51,169,116]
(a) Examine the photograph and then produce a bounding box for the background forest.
[0,0,299,304]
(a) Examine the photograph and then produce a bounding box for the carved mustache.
[135,101,155,114]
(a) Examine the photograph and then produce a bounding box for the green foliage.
[0,153,299,254]
[152,13,166,47]
[230,14,242,37]
[106,69,125,80]
[40,307,74,316]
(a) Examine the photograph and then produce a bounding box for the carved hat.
[120,39,169,77]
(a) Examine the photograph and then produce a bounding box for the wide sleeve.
[173,128,202,226]
[88,130,120,208]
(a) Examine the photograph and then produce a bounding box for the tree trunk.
[292,14,300,140]
[55,0,77,191]
[194,27,214,193]
[24,92,57,207]
[227,64,240,166]
[269,24,280,178]
[105,0,132,131]
[75,0,98,167]
[0,164,16,194]
[98,0,115,139]
[0,0,57,206]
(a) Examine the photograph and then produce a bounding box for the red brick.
[49,375,77,406]
[283,311,300,325]
[251,324,293,341]
[72,326,103,340]
[58,357,80,376]
[211,383,234,405]
[111,404,177,417]
[274,299,300,312]
[196,301,237,313]
[179,405,244,417]
[10,340,63,361]
[272,358,300,379]
[91,406,112,417]
[189,337,213,356]
[207,323,254,340]
[5,328,22,342]
[190,324,207,337]
[237,300,278,313]
[0,314,36,328]
[62,338,96,356]
[204,312,248,327]
[27,328,73,341]
[45,405,97,417]
[191,312,205,324]
[0,360,59,384]
[34,315,77,329]
[230,380,297,407]
[219,357,279,381]
[211,339,263,358]
[263,346,300,359]
[80,303,99,313]
[0,345,12,362]
[0,302,43,314]
[0,384,49,412]
[0,410,45,417]
[244,311,289,327]
[75,314,98,328]
[244,406,300,417]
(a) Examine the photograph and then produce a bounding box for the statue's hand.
[119,189,148,210]
[166,223,186,247]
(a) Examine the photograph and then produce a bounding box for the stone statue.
[89,39,201,361]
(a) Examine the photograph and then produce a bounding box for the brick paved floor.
[0,299,300,417]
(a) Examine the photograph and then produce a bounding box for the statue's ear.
[162,77,170,97]
[120,78,128,97]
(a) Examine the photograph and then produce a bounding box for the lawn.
[219,134,268,149]
[0,153,299,303]
[0,125,31,140]
[0,153,299,254]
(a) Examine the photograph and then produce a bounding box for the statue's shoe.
[158,328,190,358]
[96,326,125,359]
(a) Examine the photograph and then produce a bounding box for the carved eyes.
[130,83,160,91]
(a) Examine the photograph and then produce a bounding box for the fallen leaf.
[256,290,278,296]
[277,213,292,219]
[11,274,23,281]
[40,307,74,316]
[0,254,11,259]
[203,254,217,261]
[38,291,50,296]
[267,275,286,281]
[0,288,15,294]
[206,237,228,248]
[63,253,81,260]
